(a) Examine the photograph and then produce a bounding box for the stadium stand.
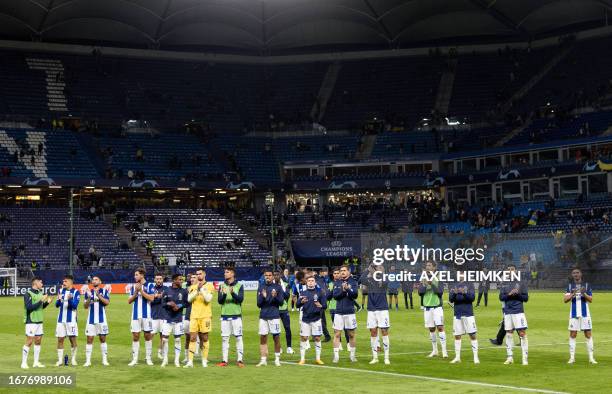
[123,209,270,267]
[323,57,441,130]
[448,46,557,121]
[371,131,438,157]
[0,207,141,271]
[97,133,222,180]
[0,129,98,179]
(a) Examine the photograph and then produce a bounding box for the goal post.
[0,268,18,297]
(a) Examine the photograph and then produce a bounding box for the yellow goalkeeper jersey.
[188,282,215,319]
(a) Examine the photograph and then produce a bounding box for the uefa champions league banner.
[291,239,361,259]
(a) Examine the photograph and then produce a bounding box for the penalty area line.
[282,361,570,394]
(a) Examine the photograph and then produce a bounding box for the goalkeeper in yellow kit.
[184,267,215,368]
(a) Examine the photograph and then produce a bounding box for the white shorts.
[221,318,243,337]
[259,319,281,336]
[151,319,164,334]
[25,323,43,337]
[569,316,592,331]
[424,307,444,328]
[333,313,357,331]
[367,310,390,329]
[300,320,323,337]
[131,318,153,333]
[453,316,477,336]
[162,321,184,337]
[504,313,528,331]
[55,322,78,337]
[85,323,109,337]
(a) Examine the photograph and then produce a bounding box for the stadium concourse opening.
[1,0,612,392]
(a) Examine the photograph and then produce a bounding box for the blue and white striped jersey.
[56,288,80,323]
[85,288,110,324]
[566,282,592,318]
[130,282,154,320]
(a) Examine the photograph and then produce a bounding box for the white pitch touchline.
[282,339,612,358]
[389,339,612,357]
[282,361,570,394]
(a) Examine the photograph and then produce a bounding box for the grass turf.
[0,290,610,393]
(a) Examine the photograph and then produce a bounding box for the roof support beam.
[154,0,173,46]
[35,0,54,38]
[261,1,269,55]
[469,0,530,39]
[362,0,394,45]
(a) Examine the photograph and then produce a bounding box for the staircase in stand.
[433,59,457,115]
[105,216,149,268]
[499,44,573,115]
[311,62,342,122]
[494,116,533,147]
[355,134,377,160]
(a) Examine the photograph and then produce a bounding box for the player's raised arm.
[201,285,213,303]
[231,284,244,304]
[270,285,284,306]
[187,287,198,303]
[431,279,443,298]
[583,283,593,303]
[70,291,80,309]
[84,290,91,309]
[347,278,358,300]
[449,286,458,303]
[127,284,139,304]
[99,289,110,306]
[519,286,529,303]
[256,285,266,307]
[563,284,575,303]
[332,282,345,300]
[217,286,227,304]
[464,284,475,303]
[499,285,509,301]
[140,283,155,302]
[55,292,63,308]
[318,288,327,309]
[24,291,42,312]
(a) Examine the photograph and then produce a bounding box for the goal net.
[0,268,18,297]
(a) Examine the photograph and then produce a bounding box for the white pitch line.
[282,339,612,359]
[389,339,612,357]
[279,339,610,393]
[282,361,570,394]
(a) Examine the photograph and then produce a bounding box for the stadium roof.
[0,0,608,54]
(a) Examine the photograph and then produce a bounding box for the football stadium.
[0,0,611,392]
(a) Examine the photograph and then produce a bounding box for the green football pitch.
[0,291,610,393]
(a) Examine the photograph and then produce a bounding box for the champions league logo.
[320,240,354,257]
